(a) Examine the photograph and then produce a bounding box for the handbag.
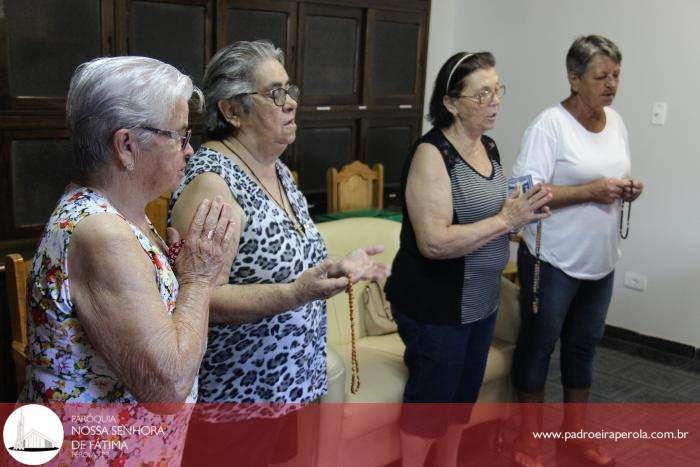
[360,278,396,336]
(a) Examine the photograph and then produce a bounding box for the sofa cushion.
[318,218,401,346]
[357,333,405,358]
[324,346,346,403]
[331,335,514,439]
[326,292,351,346]
[333,344,408,404]
[495,277,521,344]
[483,338,515,385]
[317,218,401,267]
[332,343,406,439]
[353,330,514,386]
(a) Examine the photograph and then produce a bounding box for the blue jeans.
[512,243,614,393]
[394,308,497,438]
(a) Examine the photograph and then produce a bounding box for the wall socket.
[651,101,667,125]
[623,271,648,292]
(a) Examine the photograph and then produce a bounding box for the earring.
[126,162,134,172]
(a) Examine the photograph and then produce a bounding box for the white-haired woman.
[21,56,233,465]
[170,40,389,465]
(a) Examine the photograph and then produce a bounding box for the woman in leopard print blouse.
[170,40,390,464]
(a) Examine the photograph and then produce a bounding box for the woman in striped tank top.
[384,52,552,467]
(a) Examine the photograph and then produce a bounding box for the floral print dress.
[20,184,195,466]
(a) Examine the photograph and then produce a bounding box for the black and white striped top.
[385,128,509,325]
[449,137,510,323]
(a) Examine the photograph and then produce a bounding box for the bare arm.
[171,172,350,325]
[543,176,641,209]
[406,143,551,260]
[68,199,233,402]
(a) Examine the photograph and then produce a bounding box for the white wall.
[422,0,457,134]
[426,0,700,347]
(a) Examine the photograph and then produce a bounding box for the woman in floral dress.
[20,56,234,465]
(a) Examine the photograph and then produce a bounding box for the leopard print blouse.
[170,146,328,419]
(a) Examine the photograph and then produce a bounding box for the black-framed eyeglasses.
[458,85,506,105]
[140,126,192,150]
[235,84,300,107]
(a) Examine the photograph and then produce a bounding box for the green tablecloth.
[314,209,402,223]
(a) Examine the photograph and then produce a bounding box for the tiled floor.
[384,337,700,466]
[452,337,700,466]
[545,336,700,403]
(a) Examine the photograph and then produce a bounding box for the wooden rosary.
[346,277,360,394]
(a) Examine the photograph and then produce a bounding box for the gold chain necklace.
[221,139,305,235]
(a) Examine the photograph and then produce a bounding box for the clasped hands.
[590,177,644,204]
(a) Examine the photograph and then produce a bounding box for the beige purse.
[361,278,396,336]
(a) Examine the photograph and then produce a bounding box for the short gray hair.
[566,35,622,77]
[66,56,203,175]
[202,40,285,139]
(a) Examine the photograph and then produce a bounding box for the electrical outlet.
[651,101,667,125]
[623,271,647,292]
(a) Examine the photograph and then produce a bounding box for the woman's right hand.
[587,177,627,204]
[167,196,236,285]
[292,260,351,304]
[499,184,553,230]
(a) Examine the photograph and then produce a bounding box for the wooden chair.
[4,253,29,393]
[145,192,170,238]
[326,161,384,214]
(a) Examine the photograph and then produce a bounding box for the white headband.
[445,52,474,94]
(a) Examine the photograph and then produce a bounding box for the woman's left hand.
[331,246,391,284]
[621,178,644,202]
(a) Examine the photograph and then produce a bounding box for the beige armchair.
[315,217,520,467]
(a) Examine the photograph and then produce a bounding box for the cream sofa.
[315,217,521,467]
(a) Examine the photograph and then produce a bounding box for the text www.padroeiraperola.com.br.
[533,429,689,442]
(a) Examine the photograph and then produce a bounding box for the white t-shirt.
[513,104,631,280]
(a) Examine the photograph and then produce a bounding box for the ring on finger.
[207,230,214,240]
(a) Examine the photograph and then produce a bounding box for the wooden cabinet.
[298,4,363,106]
[219,0,298,77]
[116,0,214,86]
[361,115,421,209]
[364,9,426,107]
[0,129,74,239]
[293,117,358,210]
[0,0,430,247]
[0,0,113,111]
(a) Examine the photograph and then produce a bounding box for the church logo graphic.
[3,404,63,465]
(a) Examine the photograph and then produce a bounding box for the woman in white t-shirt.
[510,35,643,467]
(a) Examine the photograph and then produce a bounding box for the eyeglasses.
[458,85,506,105]
[235,84,300,107]
[140,126,192,150]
